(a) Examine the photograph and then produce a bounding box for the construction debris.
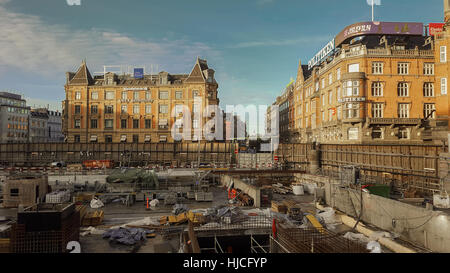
[173,204,189,215]
[90,197,104,209]
[102,227,152,246]
[271,183,292,194]
[45,189,71,204]
[82,210,104,227]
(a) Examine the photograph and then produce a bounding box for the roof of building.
[67,57,215,86]
[68,60,95,85]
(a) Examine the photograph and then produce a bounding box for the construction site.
[0,141,448,254]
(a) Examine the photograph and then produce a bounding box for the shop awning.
[159,135,167,142]
[144,135,151,142]
[90,135,98,142]
[120,135,127,142]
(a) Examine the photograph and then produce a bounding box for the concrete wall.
[296,173,450,252]
[220,175,260,208]
[48,175,108,187]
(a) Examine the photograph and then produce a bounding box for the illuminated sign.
[338,97,366,103]
[429,23,445,36]
[134,68,144,79]
[335,22,424,46]
[308,39,335,70]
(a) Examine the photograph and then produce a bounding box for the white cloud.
[0,5,220,78]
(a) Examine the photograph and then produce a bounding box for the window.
[305,102,309,113]
[145,119,152,129]
[193,90,200,97]
[348,63,359,73]
[105,91,114,100]
[371,82,383,97]
[315,82,319,92]
[175,91,183,99]
[74,135,80,143]
[145,91,151,100]
[321,79,325,89]
[328,91,333,104]
[336,68,341,80]
[75,92,81,100]
[133,135,139,143]
[372,127,383,139]
[159,91,169,99]
[440,46,447,62]
[122,91,127,100]
[398,127,409,139]
[133,119,139,129]
[193,119,199,129]
[322,111,325,121]
[133,104,139,114]
[134,91,139,100]
[193,104,200,113]
[424,103,436,119]
[441,78,448,95]
[75,105,81,114]
[10,188,19,197]
[105,105,113,114]
[398,103,410,118]
[74,119,81,128]
[105,119,113,129]
[91,92,98,100]
[423,83,434,97]
[322,94,326,107]
[348,127,359,140]
[121,105,127,114]
[105,135,112,143]
[372,62,383,74]
[328,108,333,121]
[145,104,152,114]
[345,81,359,96]
[398,63,409,75]
[397,82,409,97]
[159,104,168,114]
[328,74,332,85]
[337,106,342,120]
[121,119,127,129]
[344,103,359,119]
[372,103,384,118]
[337,87,341,100]
[90,119,98,129]
[424,63,434,75]
[91,105,98,114]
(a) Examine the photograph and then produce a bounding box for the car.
[50,161,66,167]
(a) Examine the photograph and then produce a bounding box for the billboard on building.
[429,23,445,36]
[335,22,424,46]
[134,68,144,79]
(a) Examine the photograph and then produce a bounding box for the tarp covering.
[106,169,159,189]
[102,227,152,245]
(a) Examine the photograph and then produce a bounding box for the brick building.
[291,19,448,144]
[62,58,219,143]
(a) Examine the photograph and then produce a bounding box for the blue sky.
[0,0,445,113]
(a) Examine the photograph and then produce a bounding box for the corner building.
[293,20,449,144]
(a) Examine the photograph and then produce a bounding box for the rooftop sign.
[308,39,335,70]
[335,22,424,47]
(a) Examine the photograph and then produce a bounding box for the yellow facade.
[293,40,444,144]
[62,58,219,143]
